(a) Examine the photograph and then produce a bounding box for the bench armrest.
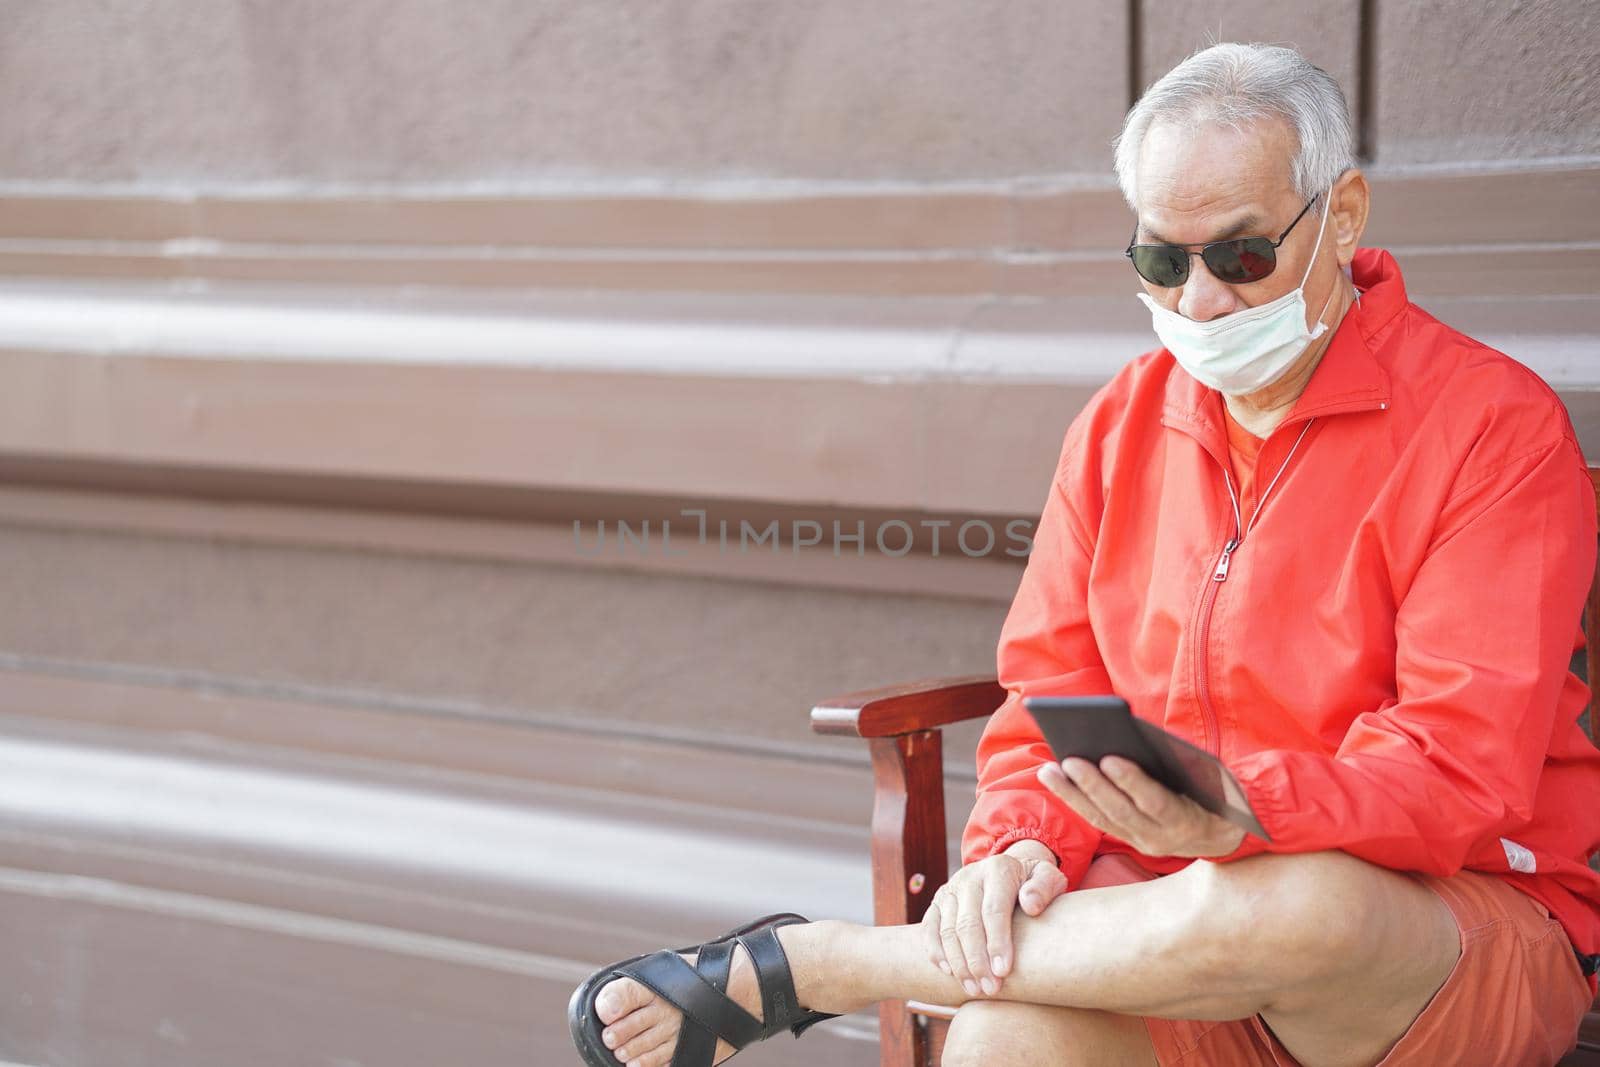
[812,675,1003,1065]
[810,675,1006,738]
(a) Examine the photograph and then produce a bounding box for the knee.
[943,1001,1010,1067]
[1182,851,1377,984]
[942,1001,1118,1067]
[941,1002,1039,1067]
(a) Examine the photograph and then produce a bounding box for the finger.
[1063,758,1158,839]
[1099,756,1177,822]
[954,876,992,993]
[1017,861,1068,920]
[938,889,974,992]
[1037,758,1071,799]
[979,862,1021,986]
[922,896,951,973]
[1038,761,1114,833]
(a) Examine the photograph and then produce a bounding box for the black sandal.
[567,912,839,1066]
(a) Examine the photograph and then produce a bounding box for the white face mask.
[1136,194,1336,396]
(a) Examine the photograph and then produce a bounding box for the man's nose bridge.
[1178,254,1234,321]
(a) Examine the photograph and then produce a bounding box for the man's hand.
[921,839,1067,998]
[1039,755,1246,858]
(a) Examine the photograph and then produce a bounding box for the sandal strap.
[695,937,736,993]
[734,926,799,1038]
[669,1010,718,1067]
[732,914,843,1039]
[711,914,841,1041]
[683,913,841,1043]
[790,1009,838,1038]
[614,950,765,1051]
[668,939,736,1067]
[582,913,838,1067]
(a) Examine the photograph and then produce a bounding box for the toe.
[596,976,651,1025]
[630,1034,681,1067]
[615,1019,678,1065]
[602,1000,663,1049]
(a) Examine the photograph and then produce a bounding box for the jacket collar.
[1160,247,1400,457]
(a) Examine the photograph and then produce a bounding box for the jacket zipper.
[1192,418,1315,755]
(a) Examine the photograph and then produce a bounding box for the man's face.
[1133,117,1331,324]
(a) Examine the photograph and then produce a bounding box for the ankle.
[780,918,864,1016]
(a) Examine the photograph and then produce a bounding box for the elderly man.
[570,43,1600,1067]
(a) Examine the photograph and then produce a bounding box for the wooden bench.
[811,468,1600,1067]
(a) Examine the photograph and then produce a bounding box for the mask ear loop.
[1301,193,1340,334]
[1308,275,1340,337]
[1298,192,1333,290]
[1343,262,1362,306]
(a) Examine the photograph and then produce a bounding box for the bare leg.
[940,1001,1157,1067]
[594,851,1458,1067]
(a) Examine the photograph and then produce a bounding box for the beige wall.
[1375,1,1600,163]
[2,0,1127,183]
[6,1,1596,183]
[1137,1,1363,128]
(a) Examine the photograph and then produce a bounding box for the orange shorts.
[1075,852,1595,1066]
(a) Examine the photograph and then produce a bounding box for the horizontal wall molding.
[0,163,1595,556]
[0,717,875,923]
[0,658,980,916]
[0,280,1143,380]
[0,286,1596,527]
[0,320,1111,519]
[0,657,974,811]
[0,163,1595,297]
[0,655,984,844]
[0,479,1028,601]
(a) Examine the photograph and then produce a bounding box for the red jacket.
[961,249,1600,977]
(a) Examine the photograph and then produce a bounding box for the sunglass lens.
[1203,238,1276,284]
[1131,244,1189,287]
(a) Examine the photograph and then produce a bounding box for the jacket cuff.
[989,826,1063,864]
[1213,760,1281,862]
[1214,827,1272,863]
[987,826,1093,889]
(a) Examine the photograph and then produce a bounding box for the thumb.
[1017,862,1067,916]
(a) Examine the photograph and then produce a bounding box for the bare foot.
[593,931,775,1067]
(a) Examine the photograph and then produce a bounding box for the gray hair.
[1112,42,1356,209]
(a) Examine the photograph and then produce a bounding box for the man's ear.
[1330,168,1370,266]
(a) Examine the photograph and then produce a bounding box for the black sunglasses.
[1124,195,1319,287]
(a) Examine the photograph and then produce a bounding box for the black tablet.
[1023,695,1269,841]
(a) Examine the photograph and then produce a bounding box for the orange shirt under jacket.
[960,248,1600,975]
